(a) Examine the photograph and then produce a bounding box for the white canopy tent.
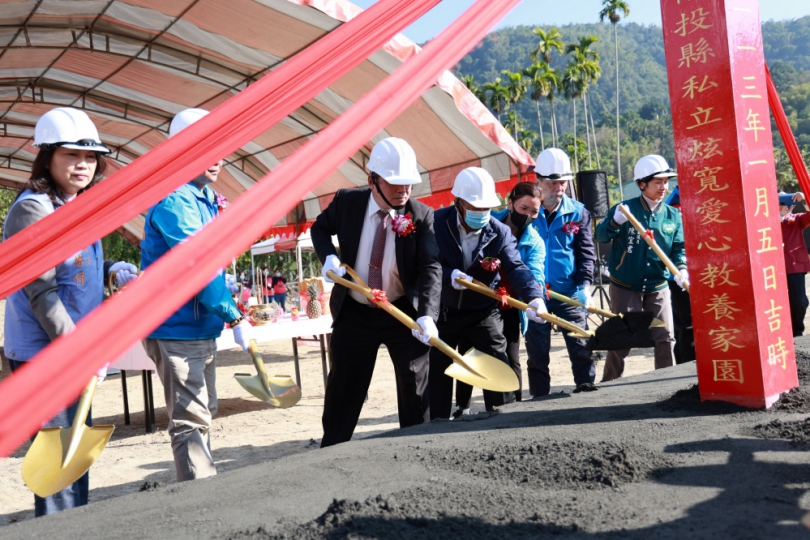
[249,231,336,284]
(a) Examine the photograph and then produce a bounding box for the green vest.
[594,196,686,292]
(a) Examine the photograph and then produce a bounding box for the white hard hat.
[169,108,209,138]
[634,154,677,182]
[367,137,421,185]
[535,148,573,180]
[34,107,109,154]
[451,167,501,208]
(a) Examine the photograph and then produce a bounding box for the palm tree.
[461,74,486,103]
[501,69,528,141]
[562,61,586,173]
[482,78,509,123]
[522,62,554,151]
[600,0,630,196]
[565,37,602,168]
[531,27,565,64]
[542,65,563,147]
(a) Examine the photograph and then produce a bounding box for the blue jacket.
[3,191,104,360]
[531,195,595,296]
[493,209,545,334]
[141,182,240,340]
[434,206,544,312]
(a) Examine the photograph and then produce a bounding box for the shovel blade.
[444,348,519,392]
[234,373,302,408]
[22,425,114,498]
[588,312,656,351]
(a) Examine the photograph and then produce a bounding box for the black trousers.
[430,305,509,420]
[456,307,521,409]
[321,297,430,447]
[787,272,808,338]
[668,281,696,364]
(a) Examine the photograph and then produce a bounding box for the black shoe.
[573,382,599,393]
[452,408,471,419]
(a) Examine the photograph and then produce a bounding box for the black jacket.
[434,206,544,311]
[310,187,442,322]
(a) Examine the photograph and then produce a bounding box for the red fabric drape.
[766,63,810,197]
[0,0,522,457]
[0,0,443,301]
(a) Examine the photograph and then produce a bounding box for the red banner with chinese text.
[661,0,798,407]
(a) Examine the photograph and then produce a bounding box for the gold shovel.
[547,290,666,328]
[22,377,114,498]
[455,278,594,339]
[234,339,302,408]
[620,205,689,292]
[327,266,519,392]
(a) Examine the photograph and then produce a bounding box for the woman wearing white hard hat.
[595,154,686,381]
[140,108,251,482]
[312,137,442,447]
[430,167,548,419]
[3,107,138,516]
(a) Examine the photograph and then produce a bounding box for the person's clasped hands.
[110,261,138,287]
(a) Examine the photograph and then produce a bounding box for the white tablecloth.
[111,314,334,371]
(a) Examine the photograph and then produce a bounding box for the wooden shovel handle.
[619,205,689,292]
[547,290,618,319]
[326,268,483,377]
[458,278,591,338]
[247,339,273,396]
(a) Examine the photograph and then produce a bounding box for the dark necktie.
[368,209,389,290]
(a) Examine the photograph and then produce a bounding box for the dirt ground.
[0,297,658,526]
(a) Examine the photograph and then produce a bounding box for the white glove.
[451,269,471,290]
[412,316,438,345]
[323,254,346,283]
[232,319,253,352]
[96,362,110,385]
[573,285,593,310]
[674,269,689,290]
[612,205,628,226]
[225,274,240,295]
[526,298,548,324]
[110,261,138,286]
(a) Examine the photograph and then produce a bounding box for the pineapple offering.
[306,280,322,319]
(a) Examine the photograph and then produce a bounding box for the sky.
[351,0,810,44]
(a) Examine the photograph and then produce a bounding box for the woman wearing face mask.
[271,268,288,313]
[3,107,137,517]
[430,168,548,419]
[454,182,545,412]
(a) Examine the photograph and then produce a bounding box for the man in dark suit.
[311,137,442,447]
[431,167,547,419]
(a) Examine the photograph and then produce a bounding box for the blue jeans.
[525,299,595,396]
[9,360,91,517]
[274,292,287,312]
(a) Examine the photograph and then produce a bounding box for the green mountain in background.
[453,17,810,190]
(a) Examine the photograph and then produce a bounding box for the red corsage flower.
[481,257,501,272]
[391,213,417,237]
[215,192,229,213]
[562,221,581,234]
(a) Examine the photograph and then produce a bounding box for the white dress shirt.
[350,194,405,305]
[456,213,482,270]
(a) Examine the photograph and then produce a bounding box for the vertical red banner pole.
[661,0,798,407]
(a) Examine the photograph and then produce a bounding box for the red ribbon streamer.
[0,0,524,457]
[766,63,810,198]
[371,289,389,306]
[645,229,655,240]
[0,0,444,301]
[495,286,510,309]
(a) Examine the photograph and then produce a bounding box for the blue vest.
[3,190,104,361]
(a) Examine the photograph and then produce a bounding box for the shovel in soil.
[547,290,666,329]
[22,376,114,498]
[327,266,518,392]
[456,278,655,351]
[234,340,301,408]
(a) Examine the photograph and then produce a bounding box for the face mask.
[275,272,281,277]
[509,208,531,230]
[464,208,491,230]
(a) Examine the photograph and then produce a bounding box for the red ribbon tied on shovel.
[644,229,655,240]
[370,289,389,307]
[495,286,510,310]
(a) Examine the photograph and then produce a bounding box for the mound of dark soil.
[771,350,810,413]
[415,441,672,489]
[748,418,810,444]
[138,481,163,492]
